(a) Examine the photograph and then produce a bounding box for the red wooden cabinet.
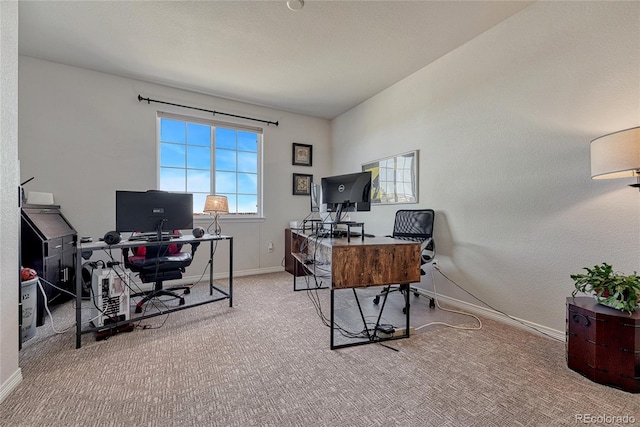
[566,297,640,393]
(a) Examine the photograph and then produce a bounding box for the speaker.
[103,230,121,245]
[192,227,205,238]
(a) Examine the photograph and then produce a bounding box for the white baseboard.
[0,368,22,405]
[410,286,565,342]
[129,266,565,341]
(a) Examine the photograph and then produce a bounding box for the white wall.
[332,1,640,333]
[18,57,331,277]
[0,0,22,403]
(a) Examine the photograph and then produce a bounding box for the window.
[158,113,262,216]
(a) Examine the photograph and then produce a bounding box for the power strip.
[377,326,415,339]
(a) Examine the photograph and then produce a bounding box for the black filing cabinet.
[21,204,77,326]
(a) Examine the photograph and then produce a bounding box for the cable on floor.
[416,263,563,342]
[414,266,482,332]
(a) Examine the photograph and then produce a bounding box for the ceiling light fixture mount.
[287,0,304,12]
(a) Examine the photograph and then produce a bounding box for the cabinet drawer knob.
[572,313,591,327]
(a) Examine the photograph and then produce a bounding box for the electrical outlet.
[267,241,274,252]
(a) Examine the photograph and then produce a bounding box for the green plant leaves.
[570,263,640,314]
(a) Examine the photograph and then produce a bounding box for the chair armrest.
[420,237,435,263]
[420,237,433,251]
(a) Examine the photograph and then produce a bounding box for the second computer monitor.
[310,182,321,213]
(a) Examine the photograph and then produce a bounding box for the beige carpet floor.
[2,271,638,426]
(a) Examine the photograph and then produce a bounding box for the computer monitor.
[115,190,193,234]
[321,171,371,223]
[310,182,321,213]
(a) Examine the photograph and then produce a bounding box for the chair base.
[132,281,191,313]
[373,284,435,313]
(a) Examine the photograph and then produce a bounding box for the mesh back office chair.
[123,236,198,313]
[373,209,436,313]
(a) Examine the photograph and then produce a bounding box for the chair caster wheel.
[429,298,435,308]
[179,298,185,306]
[183,288,191,295]
[402,307,407,314]
[414,292,420,297]
[135,305,143,314]
[373,296,380,305]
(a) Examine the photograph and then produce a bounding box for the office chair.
[373,209,436,313]
[123,236,199,313]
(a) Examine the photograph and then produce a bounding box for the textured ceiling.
[18,1,532,119]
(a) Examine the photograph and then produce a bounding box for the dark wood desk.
[290,230,420,349]
[566,297,640,393]
[75,234,232,349]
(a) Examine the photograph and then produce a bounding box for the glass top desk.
[74,233,232,349]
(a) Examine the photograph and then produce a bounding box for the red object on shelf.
[20,267,37,281]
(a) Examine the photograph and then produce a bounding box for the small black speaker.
[192,227,205,238]
[103,230,121,245]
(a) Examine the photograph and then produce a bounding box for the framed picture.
[292,143,313,166]
[293,173,313,196]
[362,150,418,205]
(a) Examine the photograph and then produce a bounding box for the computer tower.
[90,266,131,327]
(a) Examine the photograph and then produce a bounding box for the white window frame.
[157,111,264,220]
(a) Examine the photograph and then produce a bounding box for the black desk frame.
[290,229,416,349]
[330,285,410,350]
[75,234,232,349]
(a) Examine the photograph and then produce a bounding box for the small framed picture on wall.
[293,173,313,196]
[292,143,313,166]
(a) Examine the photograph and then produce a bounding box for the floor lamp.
[591,126,640,190]
[204,195,229,236]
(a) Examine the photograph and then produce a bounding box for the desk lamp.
[591,126,640,191]
[204,195,229,236]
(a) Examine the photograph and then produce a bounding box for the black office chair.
[373,209,436,312]
[123,237,199,313]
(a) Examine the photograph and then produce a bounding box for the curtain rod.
[137,95,279,127]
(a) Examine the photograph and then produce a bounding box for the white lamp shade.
[203,195,229,214]
[591,126,640,179]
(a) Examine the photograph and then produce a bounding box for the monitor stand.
[151,219,169,242]
[329,222,364,242]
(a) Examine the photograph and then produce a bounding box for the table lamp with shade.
[203,195,229,236]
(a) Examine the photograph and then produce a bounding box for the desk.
[75,234,232,349]
[290,230,420,349]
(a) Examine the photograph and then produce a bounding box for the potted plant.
[571,263,640,314]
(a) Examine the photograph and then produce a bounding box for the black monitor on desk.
[310,182,321,213]
[321,171,371,223]
[115,191,193,237]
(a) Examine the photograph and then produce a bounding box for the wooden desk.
[284,228,305,277]
[290,230,420,349]
[75,234,232,349]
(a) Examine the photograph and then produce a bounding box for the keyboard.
[128,232,181,242]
